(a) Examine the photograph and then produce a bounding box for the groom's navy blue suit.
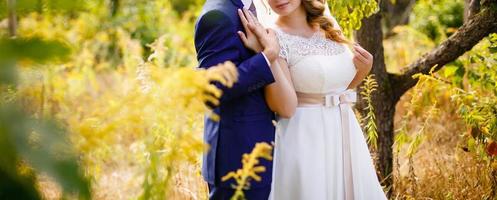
[194,0,276,199]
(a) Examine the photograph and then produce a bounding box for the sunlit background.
[1,0,497,199]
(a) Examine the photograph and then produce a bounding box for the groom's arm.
[195,10,275,103]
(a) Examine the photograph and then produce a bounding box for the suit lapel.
[230,0,244,8]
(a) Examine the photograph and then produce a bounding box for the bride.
[237,0,388,199]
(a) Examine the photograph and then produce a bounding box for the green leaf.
[489,46,497,54]
[0,0,87,18]
[0,37,72,64]
[443,65,458,77]
[328,0,379,37]
[467,137,476,152]
[0,105,91,199]
[0,169,41,200]
[0,61,17,85]
[45,0,87,11]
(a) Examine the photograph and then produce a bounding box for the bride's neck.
[276,6,313,32]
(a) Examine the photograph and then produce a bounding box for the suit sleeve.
[194,10,275,103]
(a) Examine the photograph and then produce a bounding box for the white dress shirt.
[241,0,253,9]
[240,0,272,66]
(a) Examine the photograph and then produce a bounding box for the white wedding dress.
[268,27,388,200]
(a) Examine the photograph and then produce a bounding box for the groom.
[194,0,280,199]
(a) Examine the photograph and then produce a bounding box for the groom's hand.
[239,8,280,63]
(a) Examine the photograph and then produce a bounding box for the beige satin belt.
[296,90,356,200]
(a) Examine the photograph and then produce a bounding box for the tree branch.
[390,4,497,99]
[469,0,482,18]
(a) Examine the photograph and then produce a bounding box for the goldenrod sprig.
[221,142,273,200]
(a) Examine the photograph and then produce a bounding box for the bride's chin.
[272,5,298,16]
[273,9,292,16]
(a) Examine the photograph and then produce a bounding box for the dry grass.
[38,150,207,200]
[36,92,495,200]
[393,91,494,199]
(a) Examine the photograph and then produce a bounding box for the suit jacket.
[194,0,276,189]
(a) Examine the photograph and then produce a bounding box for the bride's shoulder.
[268,25,284,35]
[269,26,297,43]
[268,26,288,43]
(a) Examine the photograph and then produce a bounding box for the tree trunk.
[465,0,481,21]
[382,0,416,37]
[355,12,398,196]
[111,0,120,16]
[7,0,17,37]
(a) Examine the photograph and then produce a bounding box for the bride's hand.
[237,8,263,53]
[352,44,373,75]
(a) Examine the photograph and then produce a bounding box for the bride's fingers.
[354,45,373,60]
[355,49,369,60]
[353,51,369,65]
[353,46,371,62]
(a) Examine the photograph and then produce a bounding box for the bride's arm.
[264,58,297,118]
[323,7,374,90]
[236,9,296,117]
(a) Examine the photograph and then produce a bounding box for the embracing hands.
[237,8,280,63]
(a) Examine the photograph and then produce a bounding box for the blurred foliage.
[170,0,203,14]
[1,1,91,199]
[0,104,91,199]
[1,0,241,199]
[0,38,71,63]
[450,34,497,150]
[410,0,464,43]
[105,0,199,58]
[328,0,379,37]
[0,0,87,19]
[383,25,436,74]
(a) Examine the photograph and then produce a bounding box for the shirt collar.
[241,0,252,9]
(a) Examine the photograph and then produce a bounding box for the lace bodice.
[275,28,357,94]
